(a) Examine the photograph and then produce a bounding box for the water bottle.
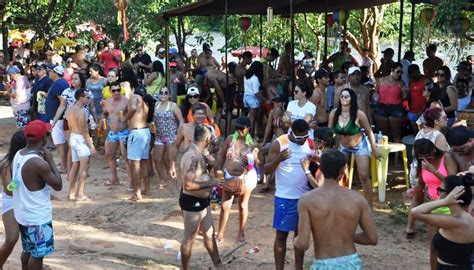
[377,131,383,145]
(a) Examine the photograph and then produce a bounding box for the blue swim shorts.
[127,128,151,161]
[19,221,55,258]
[311,253,362,270]
[243,94,261,109]
[273,196,299,232]
[107,128,129,143]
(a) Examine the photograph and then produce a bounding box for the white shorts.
[69,133,91,162]
[1,192,13,215]
[50,120,66,145]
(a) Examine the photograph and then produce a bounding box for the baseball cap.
[24,120,51,140]
[37,63,48,70]
[66,57,74,63]
[187,86,200,96]
[234,116,251,128]
[169,61,177,67]
[348,66,361,75]
[6,66,20,75]
[382,48,394,55]
[169,47,178,54]
[52,65,64,76]
[447,126,474,147]
[314,68,329,80]
[158,48,166,53]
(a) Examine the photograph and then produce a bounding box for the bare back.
[67,105,88,134]
[105,96,129,131]
[302,185,372,258]
[128,94,148,129]
[180,148,212,198]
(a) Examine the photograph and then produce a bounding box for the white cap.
[187,86,200,96]
[158,48,166,53]
[52,65,65,76]
[348,66,361,75]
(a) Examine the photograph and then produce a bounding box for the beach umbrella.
[53,36,77,49]
[32,39,45,51]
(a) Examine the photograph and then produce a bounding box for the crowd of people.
[0,37,473,269]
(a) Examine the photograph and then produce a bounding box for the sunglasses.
[188,95,199,99]
[340,94,351,100]
[160,91,169,95]
[291,130,309,141]
[236,126,246,131]
[437,187,447,195]
[111,89,121,93]
[436,72,445,77]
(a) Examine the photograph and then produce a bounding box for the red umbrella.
[231,46,270,58]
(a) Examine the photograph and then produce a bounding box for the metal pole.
[409,1,415,51]
[165,19,170,86]
[324,1,328,64]
[398,0,404,62]
[260,15,263,58]
[224,0,229,137]
[290,0,295,89]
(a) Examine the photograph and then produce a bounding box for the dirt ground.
[0,105,431,269]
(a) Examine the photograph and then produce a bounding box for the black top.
[439,84,456,118]
[433,232,474,268]
[131,53,152,80]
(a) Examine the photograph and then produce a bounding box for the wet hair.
[443,174,474,207]
[89,63,104,77]
[143,93,157,123]
[110,81,121,89]
[152,60,165,77]
[447,126,472,147]
[320,150,347,180]
[74,88,88,101]
[0,131,26,177]
[244,61,264,82]
[423,107,444,128]
[121,66,139,89]
[334,88,358,124]
[194,124,212,143]
[191,103,207,115]
[391,62,403,71]
[436,66,452,82]
[414,138,444,177]
[291,119,309,133]
[73,72,86,89]
[315,127,336,148]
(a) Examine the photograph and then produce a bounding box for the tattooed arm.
[183,154,217,191]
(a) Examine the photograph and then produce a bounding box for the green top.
[333,119,361,136]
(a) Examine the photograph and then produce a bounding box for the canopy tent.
[162,0,398,18]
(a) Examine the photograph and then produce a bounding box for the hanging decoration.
[114,0,129,42]
[332,9,349,26]
[326,14,334,28]
[451,17,470,62]
[239,16,252,48]
[267,7,273,24]
[419,8,436,45]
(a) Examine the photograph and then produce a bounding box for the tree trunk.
[0,0,7,64]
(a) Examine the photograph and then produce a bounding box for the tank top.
[146,73,165,96]
[433,232,474,267]
[422,155,448,200]
[415,129,449,150]
[12,152,52,225]
[379,81,402,105]
[154,102,178,137]
[440,84,456,118]
[274,135,314,199]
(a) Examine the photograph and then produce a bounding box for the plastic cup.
[402,190,412,206]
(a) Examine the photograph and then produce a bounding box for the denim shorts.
[273,196,299,232]
[376,104,404,118]
[19,221,54,258]
[243,94,261,109]
[339,134,372,157]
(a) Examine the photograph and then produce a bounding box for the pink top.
[100,50,121,75]
[379,82,402,105]
[422,155,448,200]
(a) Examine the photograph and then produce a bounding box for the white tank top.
[274,135,314,199]
[12,152,52,225]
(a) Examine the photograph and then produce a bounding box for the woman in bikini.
[329,88,380,208]
[216,116,259,244]
[0,131,26,267]
[153,87,184,190]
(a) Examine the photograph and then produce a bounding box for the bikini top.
[333,119,361,136]
[433,232,474,267]
[226,133,254,161]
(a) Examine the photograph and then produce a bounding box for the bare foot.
[75,195,91,201]
[128,194,142,201]
[105,181,121,186]
[68,194,76,201]
[236,232,246,244]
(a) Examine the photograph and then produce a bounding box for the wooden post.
[398,0,404,62]
[290,0,295,89]
[409,1,415,51]
[165,19,170,86]
[224,0,229,137]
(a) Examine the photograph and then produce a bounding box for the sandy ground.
[0,105,431,269]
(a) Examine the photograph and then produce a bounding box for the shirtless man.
[179,124,223,270]
[335,67,372,123]
[197,46,219,73]
[294,150,378,269]
[103,81,131,186]
[446,126,474,174]
[124,89,151,201]
[205,69,231,129]
[234,51,252,93]
[65,89,96,201]
[311,69,330,126]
